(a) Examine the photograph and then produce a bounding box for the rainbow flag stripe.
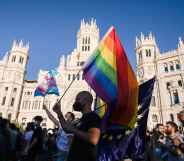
[83,27,138,128]
[94,97,107,118]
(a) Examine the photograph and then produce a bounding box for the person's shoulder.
[34,126,42,133]
[87,112,101,120]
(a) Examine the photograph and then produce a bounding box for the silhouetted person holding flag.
[53,91,101,161]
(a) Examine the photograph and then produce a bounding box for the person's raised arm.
[43,104,60,127]
[52,102,66,127]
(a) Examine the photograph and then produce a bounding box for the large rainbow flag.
[83,27,138,129]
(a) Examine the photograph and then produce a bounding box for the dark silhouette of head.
[73,91,93,113]
[33,115,43,125]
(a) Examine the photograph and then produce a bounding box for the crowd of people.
[145,114,184,161]
[0,91,101,161]
[0,91,184,161]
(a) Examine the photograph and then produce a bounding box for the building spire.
[178,37,184,49]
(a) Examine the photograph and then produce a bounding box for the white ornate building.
[0,19,183,129]
[135,33,184,129]
[0,19,99,128]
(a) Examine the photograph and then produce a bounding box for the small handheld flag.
[34,69,60,97]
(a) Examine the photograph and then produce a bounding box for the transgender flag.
[34,69,60,97]
[83,27,138,129]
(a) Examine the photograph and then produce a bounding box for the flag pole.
[42,95,46,108]
[57,69,82,103]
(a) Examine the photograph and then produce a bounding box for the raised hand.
[53,102,61,114]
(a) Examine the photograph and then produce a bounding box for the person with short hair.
[43,104,75,161]
[27,115,43,161]
[53,91,101,161]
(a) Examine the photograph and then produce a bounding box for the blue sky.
[0,0,183,80]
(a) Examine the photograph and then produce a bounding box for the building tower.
[135,33,160,83]
[59,18,100,70]
[135,33,164,128]
[76,18,99,62]
[0,40,29,120]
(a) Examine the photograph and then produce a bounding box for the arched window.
[12,55,16,62]
[164,63,168,72]
[10,97,15,106]
[138,51,142,63]
[2,96,6,106]
[77,74,80,80]
[85,37,88,44]
[68,74,71,81]
[82,46,84,51]
[145,49,151,57]
[173,90,179,104]
[166,82,171,89]
[88,37,90,44]
[148,49,151,57]
[178,80,182,87]
[73,74,76,80]
[175,60,181,70]
[13,88,17,92]
[169,61,174,71]
[19,56,24,64]
[82,38,85,44]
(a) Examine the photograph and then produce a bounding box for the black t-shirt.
[67,112,101,161]
[30,125,43,153]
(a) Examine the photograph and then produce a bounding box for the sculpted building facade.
[135,33,184,129]
[0,19,99,128]
[0,19,183,129]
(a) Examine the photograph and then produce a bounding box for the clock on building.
[138,67,144,78]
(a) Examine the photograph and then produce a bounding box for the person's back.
[27,116,43,161]
[30,124,43,153]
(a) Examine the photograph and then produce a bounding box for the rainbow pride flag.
[94,96,107,118]
[83,27,138,128]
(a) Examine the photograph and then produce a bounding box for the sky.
[0,0,183,80]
